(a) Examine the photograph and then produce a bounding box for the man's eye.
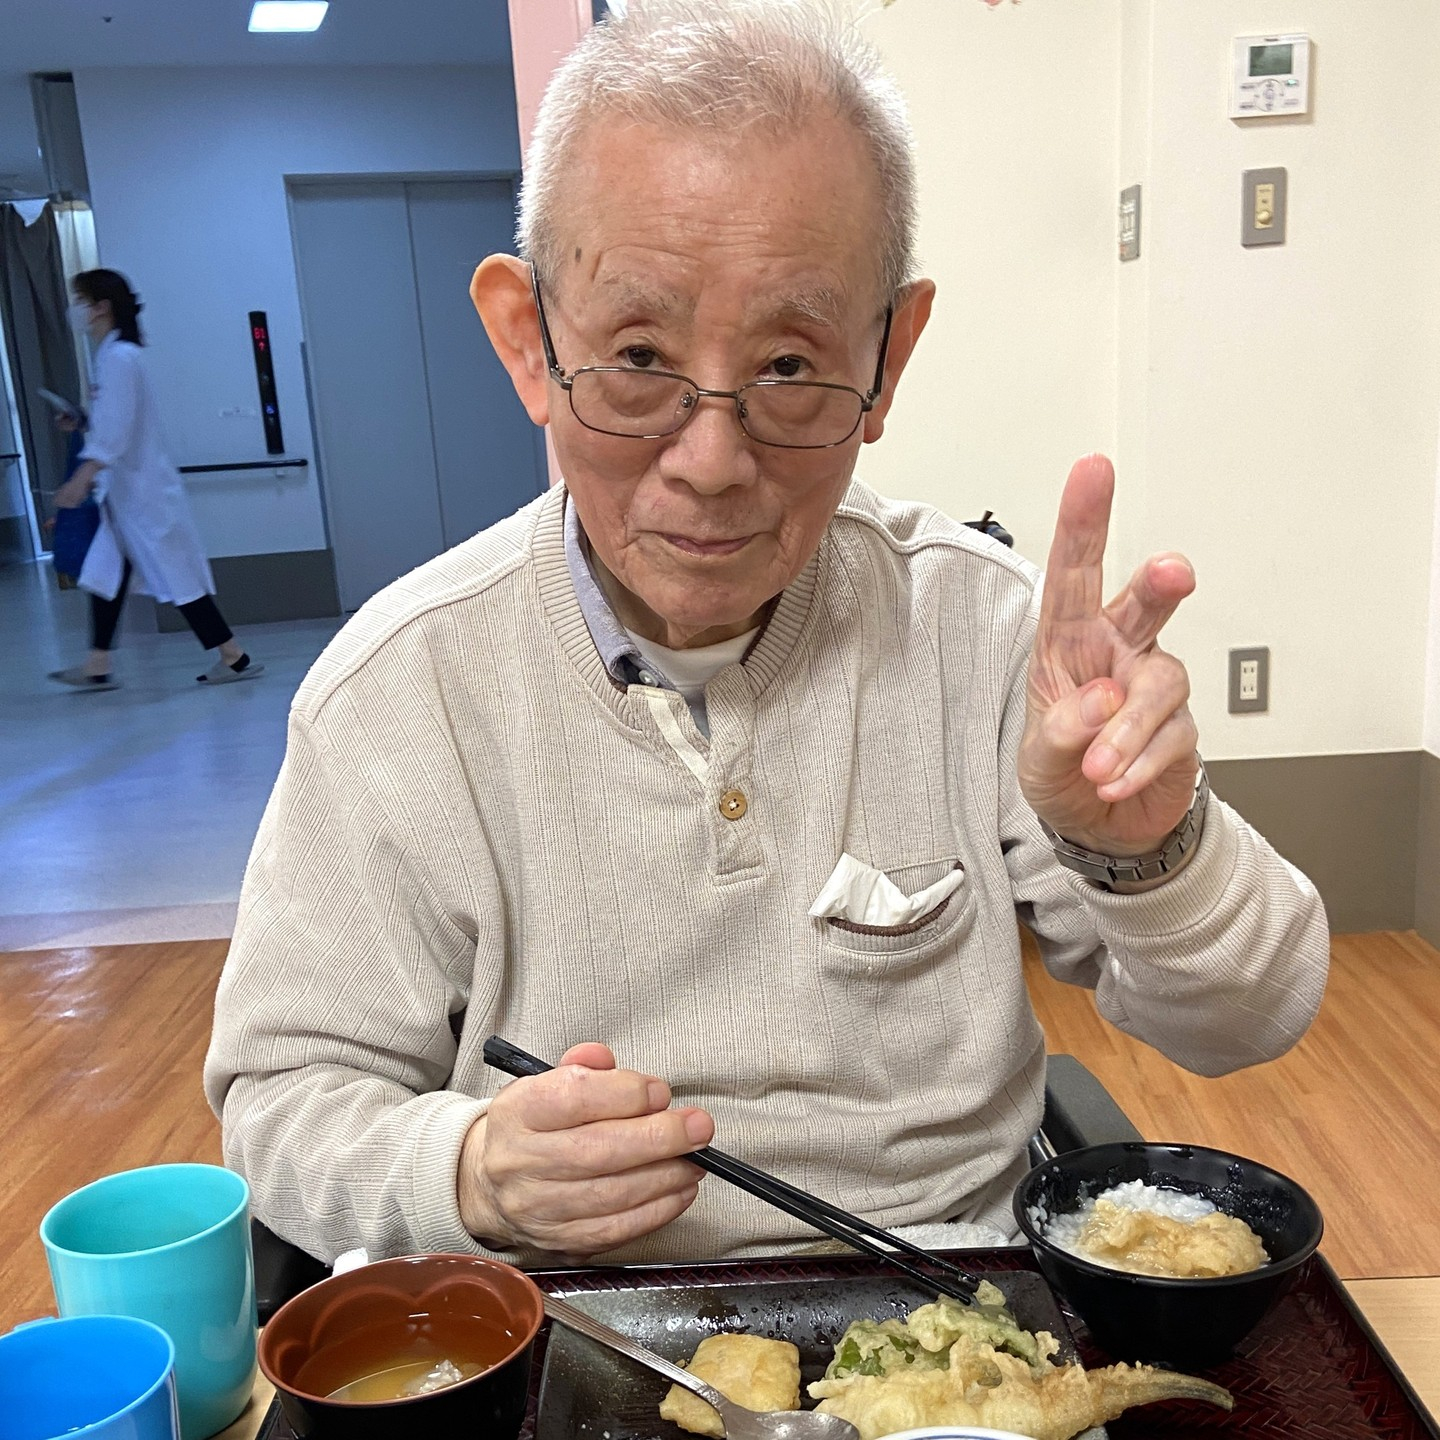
[622,347,660,369]
[769,355,806,379]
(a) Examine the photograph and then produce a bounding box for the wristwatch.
[1039,761,1210,888]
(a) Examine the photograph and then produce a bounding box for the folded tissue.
[808,853,964,927]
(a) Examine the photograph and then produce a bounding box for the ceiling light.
[249,2,329,33]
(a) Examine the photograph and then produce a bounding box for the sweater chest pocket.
[813,856,978,966]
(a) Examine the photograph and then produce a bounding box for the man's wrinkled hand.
[456,1042,712,1258]
[1018,453,1200,857]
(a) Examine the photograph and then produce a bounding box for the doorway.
[288,176,546,612]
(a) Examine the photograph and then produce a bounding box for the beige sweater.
[204,481,1328,1266]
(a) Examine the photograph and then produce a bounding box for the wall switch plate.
[1242,167,1287,246]
[1229,646,1270,713]
[1119,184,1141,261]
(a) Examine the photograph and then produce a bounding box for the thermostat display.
[1231,33,1311,118]
[1249,43,1293,77]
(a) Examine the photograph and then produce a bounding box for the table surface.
[216,1273,1439,1440]
[1346,1276,1440,1417]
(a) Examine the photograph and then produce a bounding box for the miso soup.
[293,1312,517,1402]
[327,1357,483,1401]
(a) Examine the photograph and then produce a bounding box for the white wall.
[857,0,1121,564]
[1124,1,1440,760]
[74,64,520,559]
[860,0,1440,762]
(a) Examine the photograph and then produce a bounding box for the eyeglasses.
[531,269,893,450]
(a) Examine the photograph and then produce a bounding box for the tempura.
[808,1284,1233,1440]
[659,1332,802,1437]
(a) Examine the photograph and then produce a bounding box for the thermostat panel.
[1231,34,1311,118]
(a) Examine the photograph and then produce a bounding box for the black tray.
[256,1247,1440,1440]
[532,1263,1085,1440]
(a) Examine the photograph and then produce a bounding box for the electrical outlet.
[1229,647,1269,714]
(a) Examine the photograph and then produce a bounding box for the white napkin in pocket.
[808,853,965,927]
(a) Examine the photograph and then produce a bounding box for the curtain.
[0,202,84,541]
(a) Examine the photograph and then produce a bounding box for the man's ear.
[471,254,550,426]
[861,278,935,444]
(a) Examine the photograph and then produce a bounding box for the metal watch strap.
[1040,761,1210,888]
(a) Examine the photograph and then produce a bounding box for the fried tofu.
[659,1332,802,1436]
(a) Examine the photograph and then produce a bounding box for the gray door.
[290,178,545,611]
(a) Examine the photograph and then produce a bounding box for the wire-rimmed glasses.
[531,269,893,450]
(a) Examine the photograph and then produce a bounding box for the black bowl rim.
[258,1252,545,1408]
[1013,1141,1325,1289]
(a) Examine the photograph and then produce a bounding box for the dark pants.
[90,561,234,652]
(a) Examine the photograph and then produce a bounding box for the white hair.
[516,0,918,304]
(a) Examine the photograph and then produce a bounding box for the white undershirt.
[625,626,758,737]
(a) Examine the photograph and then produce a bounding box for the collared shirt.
[563,495,758,738]
[563,494,666,690]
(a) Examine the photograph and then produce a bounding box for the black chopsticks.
[482,1034,989,1307]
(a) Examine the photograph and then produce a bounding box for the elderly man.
[205,1,1327,1268]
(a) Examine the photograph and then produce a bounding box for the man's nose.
[658,390,758,494]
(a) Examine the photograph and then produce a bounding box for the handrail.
[178,458,309,475]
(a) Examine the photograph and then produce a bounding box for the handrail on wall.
[178,458,309,475]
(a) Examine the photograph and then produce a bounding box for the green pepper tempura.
[822,1282,1056,1383]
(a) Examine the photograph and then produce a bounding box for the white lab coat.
[78,331,216,606]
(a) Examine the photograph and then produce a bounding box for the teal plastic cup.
[0,1315,180,1440]
[41,1164,257,1440]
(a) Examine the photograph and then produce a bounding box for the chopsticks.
[482,1035,990,1307]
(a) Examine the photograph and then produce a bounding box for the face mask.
[67,302,93,333]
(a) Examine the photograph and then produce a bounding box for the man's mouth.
[659,534,753,557]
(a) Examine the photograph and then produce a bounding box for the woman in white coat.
[50,269,261,690]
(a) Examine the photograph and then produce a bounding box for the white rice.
[1043,1180,1217,1257]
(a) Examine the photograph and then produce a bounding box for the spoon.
[544,1294,861,1440]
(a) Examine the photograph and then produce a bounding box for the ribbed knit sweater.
[204,480,1328,1266]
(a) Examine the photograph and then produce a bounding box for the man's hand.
[1017,454,1200,856]
[456,1042,713,1258]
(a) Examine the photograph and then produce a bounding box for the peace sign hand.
[1018,454,1201,857]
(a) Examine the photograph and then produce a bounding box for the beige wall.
[857,0,1121,566]
[861,0,1440,764]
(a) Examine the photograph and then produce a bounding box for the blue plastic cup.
[0,1314,180,1440]
[41,1164,257,1440]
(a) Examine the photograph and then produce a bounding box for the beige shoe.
[198,655,264,684]
[49,666,120,692]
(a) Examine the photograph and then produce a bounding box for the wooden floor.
[1023,928,1440,1281]
[3,930,1438,1332]
[3,940,226,1331]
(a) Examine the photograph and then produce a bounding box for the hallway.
[0,559,343,949]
